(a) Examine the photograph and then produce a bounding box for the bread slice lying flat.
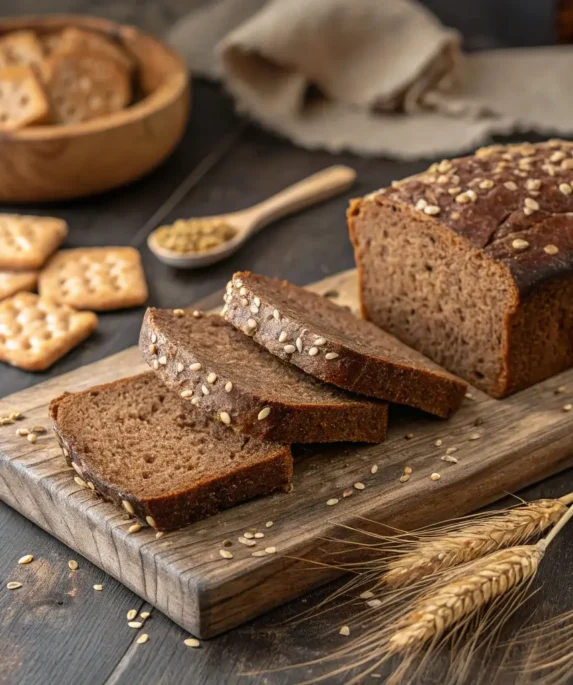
[223,272,467,418]
[50,372,293,531]
[140,310,388,444]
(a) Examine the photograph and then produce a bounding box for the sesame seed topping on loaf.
[348,139,573,397]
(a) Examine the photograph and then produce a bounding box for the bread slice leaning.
[140,309,388,444]
[223,272,467,418]
[50,372,293,532]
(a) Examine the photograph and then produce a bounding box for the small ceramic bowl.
[0,14,190,202]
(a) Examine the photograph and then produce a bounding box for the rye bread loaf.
[348,140,573,398]
[49,372,293,532]
[140,309,387,443]
[223,272,466,418]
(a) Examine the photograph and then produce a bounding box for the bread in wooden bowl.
[0,15,190,202]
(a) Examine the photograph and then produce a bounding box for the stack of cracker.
[0,27,134,130]
[0,214,148,371]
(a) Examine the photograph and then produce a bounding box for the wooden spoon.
[147,165,356,269]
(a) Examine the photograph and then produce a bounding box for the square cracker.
[0,65,50,129]
[0,270,37,301]
[39,247,148,311]
[0,292,97,371]
[0,214,68,270]
[0,31,44,69]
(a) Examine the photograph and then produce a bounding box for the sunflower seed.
[18,555,33,565]
[220,549,233,559]
[127,609,138,621]
[136,634,149,644]
[6,582,22,590]
[184,638,201,648]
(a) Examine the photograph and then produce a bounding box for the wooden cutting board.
[2,268,573,639]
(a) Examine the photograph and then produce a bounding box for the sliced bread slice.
[50,372,293,532]
[223,272,467,418]
[140,310,387,444]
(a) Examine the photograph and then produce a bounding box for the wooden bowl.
[0,15,190,203]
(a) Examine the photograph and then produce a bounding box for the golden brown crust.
[39,247,148,311]
[0,292,97,371]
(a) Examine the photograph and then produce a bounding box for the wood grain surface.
[3,268,573,640]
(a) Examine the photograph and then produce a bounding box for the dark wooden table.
[2,4,573,682]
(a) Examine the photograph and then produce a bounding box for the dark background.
[1,2,572,684]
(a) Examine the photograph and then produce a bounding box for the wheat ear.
[382,498,567,588]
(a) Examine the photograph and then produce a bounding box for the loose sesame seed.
[128,524,141,534]
[0,417,14,425]
[371,464,378,474]
[225,381,233,392]
[360,590,374,599]
[404,466,413,474]
[93,584,103,591]
[155,532,164,539]
[151,333,157,344]
[7,582,22,589]
[564,404,573,412]
[207,373,217,384]
[326,498,339,506]
[342,488,353,498]
[128,621,143,628]
[400,474,410,483]
[512,238,530,251]
[273,309,280,320]
[441,455,459,463]
[31,425,45,434]
[18,554,33,565]
[74,476,87,488]
[430,473,441,481]
[122,500,135,514]
[191,398,199,406]
[555,386,567,394]
[308,347,319,356]
[446,446,458,454]
[254,532,264,539]
[424,205,441,216]
[180,389,193,398]
[504,181,518,191]
[339,625,350,636]
[247,319,257,329]
[127,609,138,621]
[354,482,366,490]
[16,428,29,436]
[284,344,296,353]
[252,550,267,557]
[146,516,156,528]
[405,433,414,440]
[149,344,157,355]
[202,385,210,395]
[220,549,233,559]
[265,547,277,554]
[190,362,201,371]
[325,352,339,360]
[68,560,79,570]
[367,599,383,608]
[258,407,271,421]
[265,521,274,528]
[434,439,443,447]
[465,392,475,400]
[468,433,481,440]
[10,412,21,420]
[314,337,326,346]
[524,197,539,211]
[184,638,201,648]
[152,360,159,370]
[239,287,247,296]
[243,531,255,539]
[544,244,559,255]
[238,537,256,547]
[220,412,231,425]
[136,634,149,644]
[27,433,37,444]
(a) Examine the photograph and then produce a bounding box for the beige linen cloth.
[169,0,573,159]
